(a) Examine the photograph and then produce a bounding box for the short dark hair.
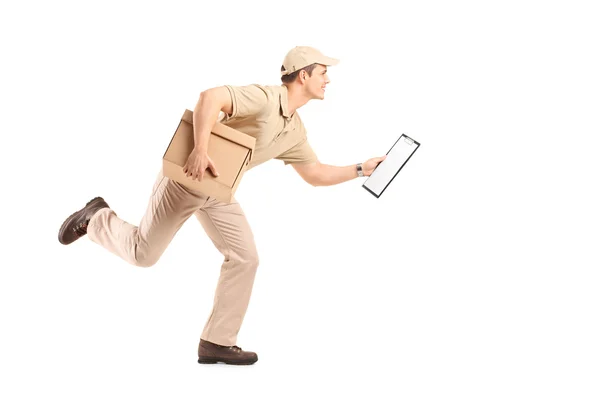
[281,63,318,83]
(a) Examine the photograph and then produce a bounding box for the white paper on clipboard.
[362,134,420,198]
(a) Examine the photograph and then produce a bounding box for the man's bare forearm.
[314,163,358,186]
[192,91,223,152]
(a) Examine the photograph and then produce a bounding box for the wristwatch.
[356,163,364,177]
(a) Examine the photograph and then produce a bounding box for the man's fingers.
[207,159,219,177]
[184,163,220,181]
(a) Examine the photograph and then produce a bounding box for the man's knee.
[233,250,259,271]
[133,248,161,267]
[246,251,259,269]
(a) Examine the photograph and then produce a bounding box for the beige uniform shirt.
[220,84,319,170]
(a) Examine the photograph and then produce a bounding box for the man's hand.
[182,148,219,181]
[362,155,387,177]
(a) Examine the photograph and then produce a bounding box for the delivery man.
[58,46,387,365]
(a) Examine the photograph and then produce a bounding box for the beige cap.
[280,46,339,76]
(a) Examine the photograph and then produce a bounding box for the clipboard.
[362,134,420,198]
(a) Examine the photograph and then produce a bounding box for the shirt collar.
[279,85,293,120]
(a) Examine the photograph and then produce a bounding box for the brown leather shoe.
[198,339,258,365]
[58,197,109,245]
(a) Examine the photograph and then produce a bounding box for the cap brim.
[317,56,340,67]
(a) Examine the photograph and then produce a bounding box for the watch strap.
[356,163,364,177]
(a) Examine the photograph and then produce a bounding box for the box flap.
[182,109,256,153]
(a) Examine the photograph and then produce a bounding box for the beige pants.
[87,170,259,347]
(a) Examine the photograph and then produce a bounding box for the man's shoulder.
[246,83,287,93]
[227,83,284,100]
[228,83,283,90]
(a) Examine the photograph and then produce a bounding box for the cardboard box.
[162,109,256,203]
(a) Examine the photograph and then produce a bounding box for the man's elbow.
[307,173,327,187]
[306,164,326,187]
[197,87,232,115]
[197,89,212,105]
[292,162,325,187]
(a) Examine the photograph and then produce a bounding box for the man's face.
[302,64,330,100]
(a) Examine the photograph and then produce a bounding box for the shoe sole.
[197,357,258,365]
[58,197,106,245]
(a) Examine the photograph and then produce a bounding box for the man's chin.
[310,91,325,100]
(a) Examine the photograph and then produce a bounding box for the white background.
[1,0,599,399]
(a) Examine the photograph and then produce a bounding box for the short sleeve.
[224,84,269,119]
[276,136,319,165]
